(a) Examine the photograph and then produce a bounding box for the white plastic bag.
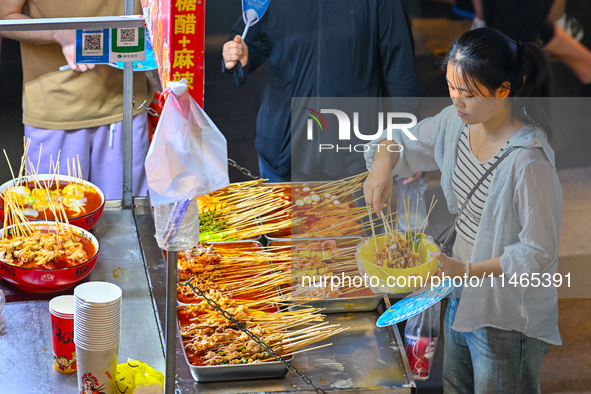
[145,79,229,206]
[404,302,440,380]
[396,175,429,234]
[145,79,229,250]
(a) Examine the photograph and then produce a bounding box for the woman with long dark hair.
[364,28,561,393]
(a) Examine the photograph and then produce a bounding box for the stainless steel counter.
[0,204,165,393]
[134,199,416,393]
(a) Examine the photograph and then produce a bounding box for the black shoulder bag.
[435,147,520,256]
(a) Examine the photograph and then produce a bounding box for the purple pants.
[24,112,149,201]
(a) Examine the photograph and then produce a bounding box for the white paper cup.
[74,282,122,306]
[74,314,121,324]
[49,295,75,316]
[74,323,121,348]
[74,330,120,342]
[74,323,121,334]
[74,340,120,352]
[76,344,118,394]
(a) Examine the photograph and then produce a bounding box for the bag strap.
[457,146,520,218]
[440,146,521,241]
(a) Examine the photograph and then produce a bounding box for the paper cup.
[49,295,76,373]
[76,344,118,394]
[74,282,122,306]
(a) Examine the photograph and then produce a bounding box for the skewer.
[417,195,437,237]
[3,150,16,182]
[366,205,379,251]
[77,155,83,184]
[36,143,42,175]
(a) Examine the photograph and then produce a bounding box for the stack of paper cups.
[74,282,122,394]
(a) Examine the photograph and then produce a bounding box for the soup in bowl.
[0,174,105,230]
[0,221,100,292]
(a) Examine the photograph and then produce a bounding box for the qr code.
[117,28,138,47]
[82,32,103,55]
[120,28,136,43]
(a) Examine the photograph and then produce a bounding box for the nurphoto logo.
[305,108,418,152]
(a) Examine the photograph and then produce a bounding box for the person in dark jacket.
[222,0,420,181]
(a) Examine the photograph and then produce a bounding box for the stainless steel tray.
[184,354,293,383]
[177,305,294,382]
[268,237,383,313]
[291,294,382,313]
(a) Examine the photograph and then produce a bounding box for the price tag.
[75,29,110,64]
[110,27,146,62]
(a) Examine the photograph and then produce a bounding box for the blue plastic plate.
[376,279,453,327]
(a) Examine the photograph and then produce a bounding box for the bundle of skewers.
[2,141,99,219]
[177,242,292,304]
[176,241,346,367]
[278,239,377,299]
[196,180,293,241]
[178,294,346,366]
[291,172,368,213]
[269,172,392,239]
[366,192,438,270]
[0,145,89,269]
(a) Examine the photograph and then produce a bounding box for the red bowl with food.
[0,221,100,292]
[0,174,105,230]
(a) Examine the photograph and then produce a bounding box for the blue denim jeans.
[258,156,289,182]
[443,297,551,394]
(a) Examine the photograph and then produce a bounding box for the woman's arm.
[363,140,400,214]
[431,252,503,279]
[501,159,562,276]
[363,105,457,214]
[431,157,562,286]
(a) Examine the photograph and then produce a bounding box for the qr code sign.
[82,33,103,56]
[117,28,138,47]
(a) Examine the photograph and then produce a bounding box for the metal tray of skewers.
[176,241,291,381]
[267,237,384,313]
[177,304,295,382]
[175,240,345,382]
[264,176,376,241]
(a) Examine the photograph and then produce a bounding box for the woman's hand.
[363,157,394,216]
[222,35,249,70]
[429,251,466,280]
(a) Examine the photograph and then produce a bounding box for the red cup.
[49,295,76,373]
[405,335,438,380]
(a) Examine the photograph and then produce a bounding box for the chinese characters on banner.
[141,0,205,107]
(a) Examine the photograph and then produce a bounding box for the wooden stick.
[3,150,16,182]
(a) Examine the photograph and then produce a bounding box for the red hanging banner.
[141,0,205,107]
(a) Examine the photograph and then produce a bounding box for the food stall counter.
[134,198,417,393]
[0,203,165,392]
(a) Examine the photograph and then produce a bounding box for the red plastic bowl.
[0,174,105,230]
[0,222,100,293]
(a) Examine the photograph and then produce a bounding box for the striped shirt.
[452,125,506,242]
